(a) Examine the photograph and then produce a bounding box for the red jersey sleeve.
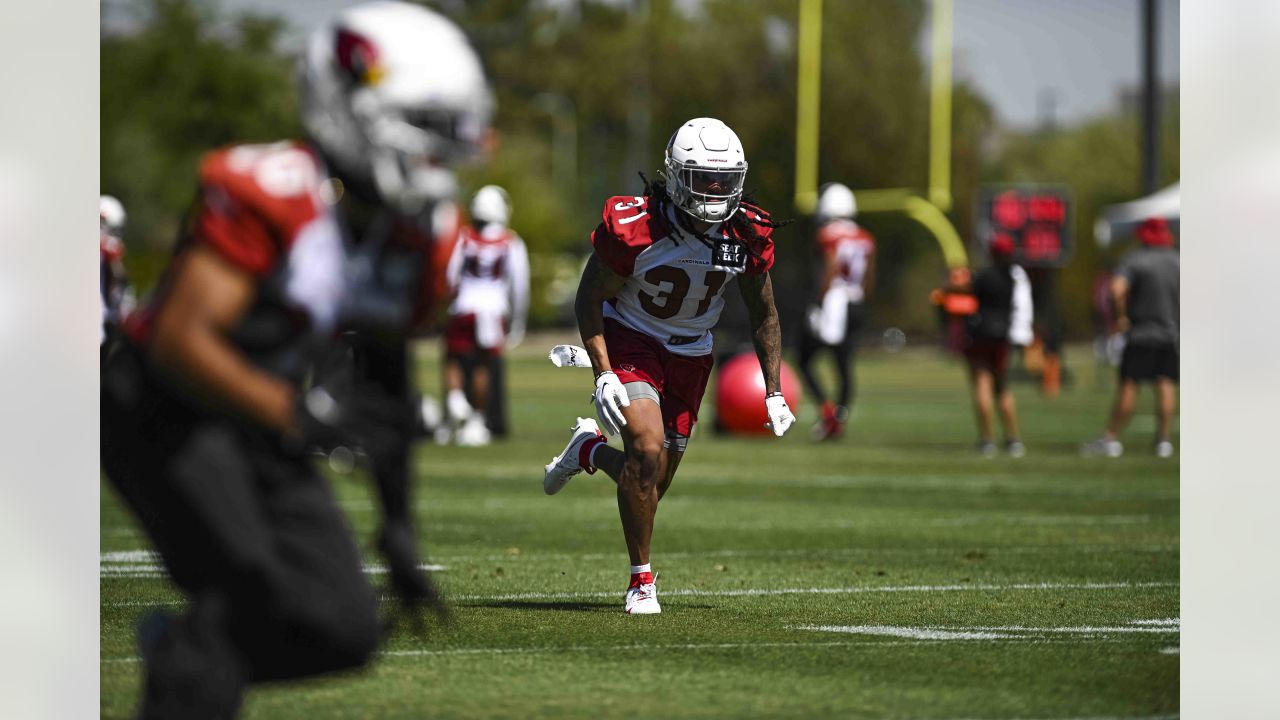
[191,143,325,277]
[590,196,656,277]
[740,205,776,276]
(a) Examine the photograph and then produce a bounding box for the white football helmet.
[300,1,492,212]
[470,184,511,227]
[817,182,856,220]
[100,195,126,235]
[662,117,747,223]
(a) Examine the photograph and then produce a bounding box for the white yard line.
[959,626,1179,634]
[797,622,1181,640]
[100,561,446,579]
[101,550,157,562]
[798,625,1018,640]
[103,579,1177,608]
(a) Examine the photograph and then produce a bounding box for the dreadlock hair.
[638,172,791,262]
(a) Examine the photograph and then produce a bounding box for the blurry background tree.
[101,0,1177,340]
[102,0,300,290]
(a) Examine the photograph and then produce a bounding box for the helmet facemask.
[664,158,746,223]
[359,98,488,212]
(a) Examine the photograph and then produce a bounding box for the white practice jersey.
[818,218,875,304]
[447,223,530,322]
[593,196,775,357]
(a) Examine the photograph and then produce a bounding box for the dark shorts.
[964,337,1011,379]
[445,313,504,357]
[1120,343,1179,382]
[604,318,714,450]
[100,344,379,686]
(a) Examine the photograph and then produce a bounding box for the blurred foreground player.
[441,185,529,445]
[1082,218,1179,458]
[958,235,1033,457]
[543,118,795,614]
[797,183,875,440]
[100,3,490,716]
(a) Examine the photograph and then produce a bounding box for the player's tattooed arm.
[739,271,783,395]
[574,254,628,377]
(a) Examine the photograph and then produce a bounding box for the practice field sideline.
[101,338,1178,718]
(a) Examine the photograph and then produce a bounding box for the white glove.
[548,344,592,368]
[593,371,630,436]
[764,392,796,437]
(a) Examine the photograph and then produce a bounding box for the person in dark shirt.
[1083,217,1179,458]
[962,235,1030,457]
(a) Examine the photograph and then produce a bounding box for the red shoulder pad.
[591,195,657,276]
[193,142,326,276]
[737,204,776,276]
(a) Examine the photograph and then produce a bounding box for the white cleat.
[543,417,603,495]
[1081,437,1124,458]
[456,414,491,447]
[625,582,661,615]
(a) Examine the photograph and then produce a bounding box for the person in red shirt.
[99,3,491,715]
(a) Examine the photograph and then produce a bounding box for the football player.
[99,195,135,360]
[797,183,876,440]
[440,184,530,445]
[100,3,490,715]
[543,117,795,615]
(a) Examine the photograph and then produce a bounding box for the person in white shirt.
[441,185,529,445]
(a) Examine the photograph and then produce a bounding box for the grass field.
[101,336,1179,719]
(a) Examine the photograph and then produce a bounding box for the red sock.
[579,435,606,474]
[629,571,654,588]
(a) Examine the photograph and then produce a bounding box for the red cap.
[1136,217,1174,247]
[988,233,1015,258]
